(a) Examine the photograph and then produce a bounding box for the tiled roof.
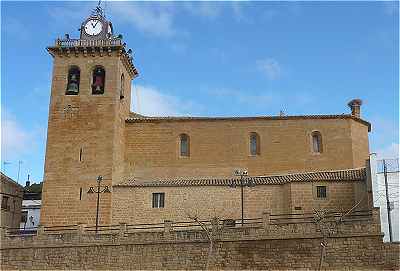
[114,167,366,188]
[125,114,371,131]
[0,172,24,189]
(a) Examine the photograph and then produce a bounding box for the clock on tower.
[80,6,113,40]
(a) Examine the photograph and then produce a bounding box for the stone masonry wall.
[1,229,398,270]
[124,117,369,180]
[112,181,363,225]
[1,209,399,270]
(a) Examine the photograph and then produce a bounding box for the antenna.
[17,160,23,183]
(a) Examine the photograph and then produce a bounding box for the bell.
[66,74,79,94]
[66,82,79,94]
[93,75,103,93]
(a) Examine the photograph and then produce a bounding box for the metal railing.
[2,209,375,237]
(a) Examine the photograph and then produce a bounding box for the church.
[40,6,373,227]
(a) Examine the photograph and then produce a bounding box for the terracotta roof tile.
[114,167,366,187]
[125,114,371,131]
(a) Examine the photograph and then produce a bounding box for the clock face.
[84,19,103,36]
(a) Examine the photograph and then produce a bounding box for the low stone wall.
[1,234,399,270]
[1,210,399,270]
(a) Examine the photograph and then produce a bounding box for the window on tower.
[66,66,80,95]
[120,73,125,99]
[92,66,105,95]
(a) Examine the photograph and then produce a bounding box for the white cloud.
[109,2,176,37]
[374,143,400,160]
[1,113,32,161]
[257,58,282,80]
[183,2,222,19]
[131,84,199,117]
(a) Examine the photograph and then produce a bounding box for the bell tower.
[41,5,138,226]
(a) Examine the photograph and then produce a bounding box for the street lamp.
[87,175,111,234]
[230,169,255,227]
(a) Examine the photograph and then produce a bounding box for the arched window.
[180,134,190,157]
[250,132,260,155]
[92,66,105,95]
[312,131,323,153]
[120,73,125,99]
[66,66,80,95]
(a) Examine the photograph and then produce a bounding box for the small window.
[92,66,105,95]
[312,131,323,153]
[180,134,190,157]
[152,193,165,208]
[120,73,125,99]
[66,66,80,95]
[250,132,260,155]
[1,196,9,210]
[316,186,327,198]
[21,211,28,223]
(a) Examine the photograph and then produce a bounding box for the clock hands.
[90,20,99,29]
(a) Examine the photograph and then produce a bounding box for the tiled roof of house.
[114,167,366,188]
[125,114,371,131]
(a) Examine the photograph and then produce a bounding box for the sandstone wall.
[0,174,23,229]
[1,213,398,270]
[112,181,363,225]
[124,118,366,180]
[41,51,133,227]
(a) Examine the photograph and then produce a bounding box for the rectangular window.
[316,186,327,198]
[1,196,9,210]
[152,193,165,208]
[180,134,189,157]
[21,211,28,223]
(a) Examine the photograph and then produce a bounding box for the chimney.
[25,181,30,188]
[347,99,362,118]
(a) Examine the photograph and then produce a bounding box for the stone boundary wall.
[1,209,399,270]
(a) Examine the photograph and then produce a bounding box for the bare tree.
[186,213,220,271]
[314,196,366,270]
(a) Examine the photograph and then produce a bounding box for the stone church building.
[40,8,373,227]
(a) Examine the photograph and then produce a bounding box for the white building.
[370,153,399,242]
[20,190,41,231]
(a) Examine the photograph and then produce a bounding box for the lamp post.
[87,175,111,234]
[230,169,255,227]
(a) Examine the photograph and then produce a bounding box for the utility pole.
[383,159,393,242]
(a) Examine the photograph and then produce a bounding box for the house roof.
[114,167,366,188]
[0,172,24,190]
[125,113,371,131]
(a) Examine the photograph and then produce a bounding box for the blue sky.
[1,1,399,184]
